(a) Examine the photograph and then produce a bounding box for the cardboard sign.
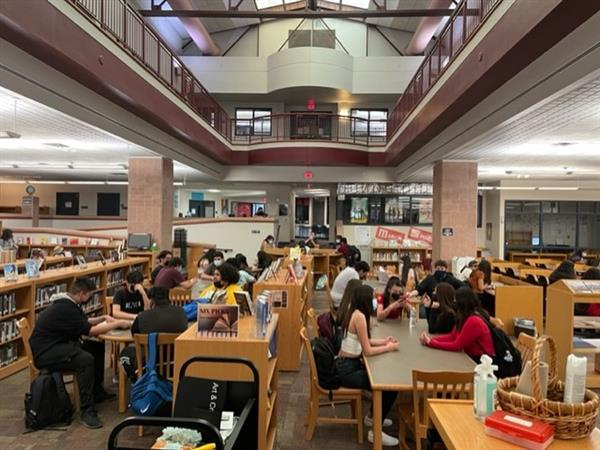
[374,227,405,244]
[408,227,433,245]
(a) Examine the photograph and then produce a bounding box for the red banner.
[408,227,433,245]
[374,227,405,244]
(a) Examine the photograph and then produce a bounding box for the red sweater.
[428,315,495,359]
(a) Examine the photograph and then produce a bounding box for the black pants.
[335,357,397,423]
[36,340,105,412]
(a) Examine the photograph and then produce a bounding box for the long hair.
[435,282,455,313]
[454,287,478,330]
[340,284,374,339]
[381,276,403,308]
[401,255,412,286]
[478,259,492,285]
[336,278,362,327]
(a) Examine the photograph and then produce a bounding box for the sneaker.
[94,389,116,403]
[368,430,399,447]
[80,409,103,429]
[364,415,392,428]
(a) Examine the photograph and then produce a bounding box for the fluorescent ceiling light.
[0,180,26,183]
[206,189,221,193]
[66,181,105,185]
[537,187,580,191]
[0,131,21,139]
[496,187,536,190]
[71,164,127,170]
[107,181,128,185]
[30,181,67,185]
[174,182,184,186]
[477,186,495,190]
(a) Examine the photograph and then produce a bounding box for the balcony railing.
[68,0,501,149]
[230,113,387,146]
[387,0,502,138]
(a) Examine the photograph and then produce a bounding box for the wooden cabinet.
[546,279,600,387]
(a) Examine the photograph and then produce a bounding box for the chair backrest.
[300,327,319,390]
[104,296,113,316]
[16,317,39,380]
[517,332,537,368]
[134,333,180,381]
[412,370,473,442]
[169,288,192,306]
[306,308,319,339]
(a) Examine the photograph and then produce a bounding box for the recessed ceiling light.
[43,143,69,148]
[552,142,576,147]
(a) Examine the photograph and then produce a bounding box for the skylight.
[255,0,284,9]
[341,0,370,8]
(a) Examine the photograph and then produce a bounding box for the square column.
[127,157,173,250]
[432,161,478,262]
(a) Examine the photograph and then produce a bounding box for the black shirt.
[30,295,92,362]
[131,304,188,335]
[426,307,456,334]
[150,264,164,284]
[416,273,464,297]
[113,287,144,315]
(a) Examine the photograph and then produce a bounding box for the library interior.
[1,1,600,449]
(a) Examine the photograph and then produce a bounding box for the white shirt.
[331,267,359,307]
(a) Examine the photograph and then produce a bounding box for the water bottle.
[409,306,417,329]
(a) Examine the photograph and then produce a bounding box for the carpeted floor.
[0,291,388,450]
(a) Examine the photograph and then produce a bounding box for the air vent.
[44,143,69,148]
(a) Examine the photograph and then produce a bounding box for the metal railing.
[69,0,232,139]
[230,113,387,146]
[387,0,502,138]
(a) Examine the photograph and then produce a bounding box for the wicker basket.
[497,335,599,440]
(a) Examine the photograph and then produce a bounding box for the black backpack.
[479,318,522,379]
[25,372,73,430]
[311,337,341,394]
[347,245,362,264]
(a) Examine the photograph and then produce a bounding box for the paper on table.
[355,226,371,246]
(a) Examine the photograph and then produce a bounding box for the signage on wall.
[442,227,454,237]
[374,226,405,245]
[408,227,433,245]
[306,99,316,111]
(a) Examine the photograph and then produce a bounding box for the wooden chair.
[300,327,363,443]
[517,332,537,368]
[16,318,81,412]
[169,288,192,306]
[306,308,319,339]
[322,279,337,318]
[411,370,473,450]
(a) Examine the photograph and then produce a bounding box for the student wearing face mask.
[376,277,410,321]
[409,260,464,300]
[260,235,276,251]
[203,251,225,279]
[154,257,198,290]
[199,262,242,305]
[112,270,150,320]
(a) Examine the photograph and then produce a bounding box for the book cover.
[567,280,592,293]
[25,259,40,278]
[584,281,600,294]
[233,291,254,316]
[197,304,239,338]
[3,264,18,282]
[75,254,88,269]
[255,297,268,336]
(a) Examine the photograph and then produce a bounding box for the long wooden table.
[428,399,600,449]
[364,320,475,450]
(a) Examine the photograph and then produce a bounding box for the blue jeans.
[335,357,397,423]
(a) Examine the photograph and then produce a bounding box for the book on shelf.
[3,263,18,282]
[233,291,254,316]
[0,342,18,368]
[75,254,87,269]
[0,319,19,344]
[197,304,239,338]
[25,259,40,279]
[35,283,68,310]
[0,293,17,316]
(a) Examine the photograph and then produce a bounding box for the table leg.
[118,342,127,413]
[372,389,382,450]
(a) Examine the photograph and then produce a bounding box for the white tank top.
[340,331,362,356]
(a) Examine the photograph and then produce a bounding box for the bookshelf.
[0,257,150,380]
[546,279,600,387]
[0,255,74,277]
[16,243,119,260]
[174,315,279,450]
[370,246,432,275]
[252,257,311,372]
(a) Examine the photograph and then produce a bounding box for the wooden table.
[428,399,600,449]
[99,328,133,413]
[364,320,475,450]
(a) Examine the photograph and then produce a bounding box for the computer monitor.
[128,233,151,250]
[531,236,540,246]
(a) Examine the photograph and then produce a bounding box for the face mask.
[434,270,447,281]
[336,239,341,244]
[214,260,223,267]
[391,292,401,301]
[214,281,224,289]
[372,298,378,312]
[267,240,274,245]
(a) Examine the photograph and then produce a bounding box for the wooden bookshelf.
[0,255,74,276]
[174,315,279,450]
[546,279,600,387]
[371,246,400,274]
[253,257,311,371]
[0,257,150,380]
[16,243,119,259]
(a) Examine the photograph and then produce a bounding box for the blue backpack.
[130,333,172,416]
[182,298,211,321]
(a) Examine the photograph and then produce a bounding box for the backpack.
[478,316,522,379]
[311,337,341,394]
[316,312,342,353]
[347,246,362,264]
[130,333,173,416]
[182,298,210,321]
[25,372,73,430]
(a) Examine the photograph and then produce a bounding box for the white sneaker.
[364,415,392,428]
[368,430,399,447]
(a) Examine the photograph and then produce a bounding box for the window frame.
[235,107,273,136]
[350,108,388,138]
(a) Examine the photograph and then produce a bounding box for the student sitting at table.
[29,278,131,429]
[335,278,362,326]
[260,235,276,251]
[227,255,256,288]
[256,250,273,276]
[154,257,198,290]
[423,282,456,334]
[400,255,418,292]
[199,262,242,305]
[549,260,576,284]
[468,259,495,316]
[331,261,370,309]
[119,286,188,382]
[336,284,400,447]
[150,250,172,285]
[112,270,150,320]
[376,277,410,321]
[419,287,494,363]
[410,259,464,298]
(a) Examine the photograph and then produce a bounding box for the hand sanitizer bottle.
[474,354,498,420]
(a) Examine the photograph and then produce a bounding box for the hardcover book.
[25,259,40,278]
[3,263,18,282]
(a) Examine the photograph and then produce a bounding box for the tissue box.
[484,411,554,450]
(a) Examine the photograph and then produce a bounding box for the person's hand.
[386,341,400,351]
[104,315,116,323]
[431,301,440,309]
[134,283,145,293]
[422,294,431,308]
[117,320,131,329]
[392,300,403,310]
[386,336,398,344]
[419,331,431,345]
[189,277,198,284]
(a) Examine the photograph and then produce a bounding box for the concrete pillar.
[22,196,39,227]
[432,161,478,262]
[127,157,173,251]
